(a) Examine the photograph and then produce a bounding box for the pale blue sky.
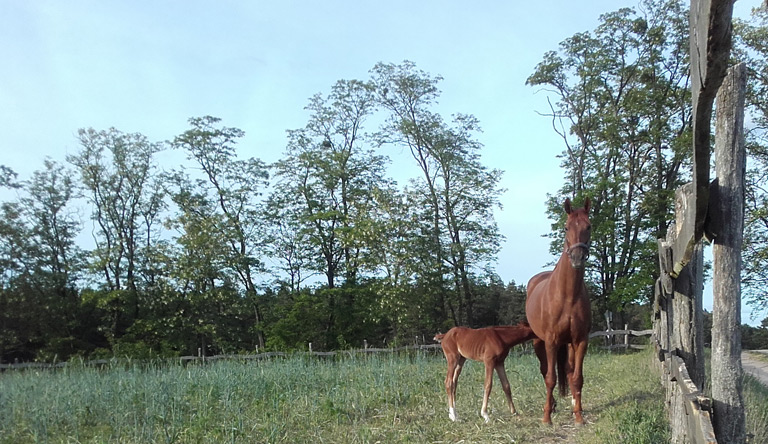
[1,1,763,323]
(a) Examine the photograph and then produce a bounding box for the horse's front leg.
[480,362,494,423]
[449,357,465,421]
[541,341,558,425]
[568,340,588,426]
[495,363,517,415]
[444,358,457,421]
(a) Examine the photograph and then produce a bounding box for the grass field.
[1,348,669,443]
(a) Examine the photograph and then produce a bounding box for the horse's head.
[563,197,591,269]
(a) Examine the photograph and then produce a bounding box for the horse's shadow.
[583,389,659,416]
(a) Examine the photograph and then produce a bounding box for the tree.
[0,177,29,361]
[20,159,84,300]
[156,180,245,355]
[734,7,768,317]
[269,79,396,348]
[272,80,387,288]
[372,61,504,327]
[0,165,19,189]
[527,0,691,326]
[0,161,85,361]
[171,116,270,349]
[68,128,164,341]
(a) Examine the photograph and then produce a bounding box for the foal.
[434,322,536,422]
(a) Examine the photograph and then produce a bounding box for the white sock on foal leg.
[449,407,457,421]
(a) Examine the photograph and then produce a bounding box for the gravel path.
[742,350,768,386]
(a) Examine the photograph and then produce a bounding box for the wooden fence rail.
[655,337,717,444]
[1,330,655,370]
[589,328,653,351]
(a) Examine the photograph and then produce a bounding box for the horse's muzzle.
[567,243,590,268]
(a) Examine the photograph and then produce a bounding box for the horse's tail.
[557,345,569,397]
[434,333,445,343]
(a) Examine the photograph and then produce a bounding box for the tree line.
[2,0,768,363]
[0,62,526,362]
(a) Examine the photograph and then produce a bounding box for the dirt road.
[742,350,768,386]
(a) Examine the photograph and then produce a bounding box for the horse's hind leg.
[534,339,557,416]
[533,338,547,377]
[495,363,517,415]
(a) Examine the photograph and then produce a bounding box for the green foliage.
[734,8,768,316]
[371,61,505,327]
[528,0,691,323]
[741,318,768,350]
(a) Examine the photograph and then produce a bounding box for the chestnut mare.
[434,322,537,423]
[526,197,591,425]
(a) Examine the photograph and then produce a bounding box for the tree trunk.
[710,62,746,444]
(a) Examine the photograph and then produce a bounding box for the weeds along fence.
[1,330,654,371]
[0,344,444,370]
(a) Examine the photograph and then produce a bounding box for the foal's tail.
[557,345,569,397]
[434,333,445,343]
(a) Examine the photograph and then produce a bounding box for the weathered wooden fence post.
[669,184,706,389]
[652,1,735,441]
[710,62,747,444]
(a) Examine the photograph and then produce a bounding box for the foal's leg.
[495,362,517,415]
[444,356,458,421]
[449,356,466,421]
[568,340,588,426]
[480,361,495,423]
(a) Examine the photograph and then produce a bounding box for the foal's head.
[563,197,591,269]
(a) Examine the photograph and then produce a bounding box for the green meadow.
[0,348,696,444]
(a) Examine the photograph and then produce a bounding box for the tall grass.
[0,349,668,443]
[704,351,768,444]
[744,373,768,444]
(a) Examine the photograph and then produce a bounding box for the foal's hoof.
[448,409,457,422]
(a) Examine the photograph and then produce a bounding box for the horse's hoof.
[449,408,457,422]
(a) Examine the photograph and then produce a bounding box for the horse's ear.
[584,197,591,214]
[564,198,573,214]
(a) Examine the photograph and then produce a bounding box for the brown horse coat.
[434,322,537,422]
[526,197,592,425]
